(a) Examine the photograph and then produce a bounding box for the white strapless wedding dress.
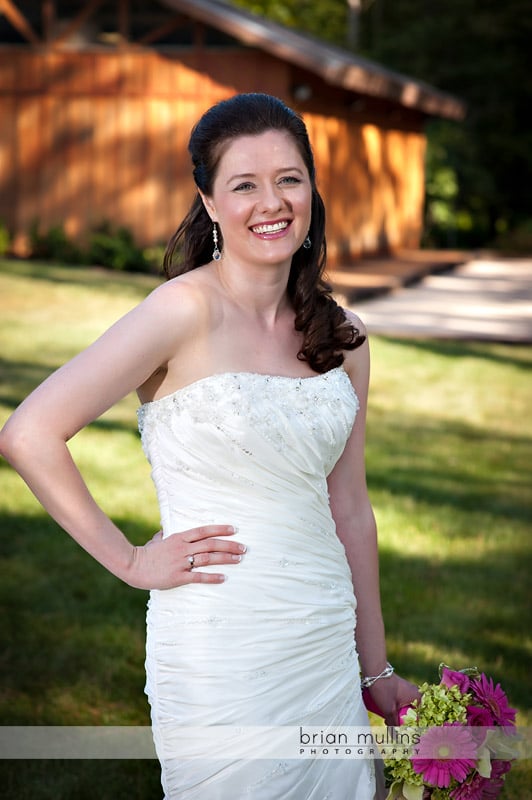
[137,367,375,799]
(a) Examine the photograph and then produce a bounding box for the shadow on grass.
[0,356,141,435]
[1,507,530,714]
[367,411,532,523]
[0,357,59,411]
[0,258,160,294]
[1,512,152,725]
[377,336,532,370]
[1,506,529,798]
[0,760,162,800]
[378,545,531,709]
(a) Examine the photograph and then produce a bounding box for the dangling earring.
[303,235,311,250]
[212,223,222,261]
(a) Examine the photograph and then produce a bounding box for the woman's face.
[201,129,312,270]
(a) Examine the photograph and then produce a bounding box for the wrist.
[117,543,141,586]
[361,662,395,689]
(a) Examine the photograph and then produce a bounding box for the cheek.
[299,190,313,224]
[216,197,252,228]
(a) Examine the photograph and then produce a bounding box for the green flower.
[408,682,470,726]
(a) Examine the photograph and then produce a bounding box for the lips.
[250,220,290,234]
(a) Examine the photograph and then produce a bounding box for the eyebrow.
[225,167,305,185]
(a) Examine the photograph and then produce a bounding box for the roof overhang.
[160,0,466,120]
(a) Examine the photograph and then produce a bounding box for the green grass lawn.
[1,259,530,798]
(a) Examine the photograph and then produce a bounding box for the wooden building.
[0,0,465,263]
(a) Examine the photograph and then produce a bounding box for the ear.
[198,190,217,222]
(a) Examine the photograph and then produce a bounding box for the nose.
[258,182,285,213]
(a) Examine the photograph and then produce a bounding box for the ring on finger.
[188,554,196,568]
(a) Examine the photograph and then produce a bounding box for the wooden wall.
[0,47,425,263]
[306,114,426,262]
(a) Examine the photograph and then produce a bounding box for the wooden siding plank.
[119,97,148,240]
[0,96,17,234]
[14,97,43,250]
[0,51,16,93]
[93,53,121,95]
[64,97,94,238]
[4,50,425,258]
[14,51,47,93]
[90,97,118,230]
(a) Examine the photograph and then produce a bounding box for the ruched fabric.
[138,368,375,799]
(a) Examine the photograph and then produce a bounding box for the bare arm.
[0,281,244,588]
[328,317,418,723]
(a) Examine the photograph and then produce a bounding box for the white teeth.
[252,221,289,234]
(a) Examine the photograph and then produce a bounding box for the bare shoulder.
[342,306,368,339]
[140,268,215,336]
[339,307,370,396]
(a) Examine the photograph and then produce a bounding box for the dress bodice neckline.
[138,365,348,409]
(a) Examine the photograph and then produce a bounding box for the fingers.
[143,525,246,589]
[181,525,246,562]
[188,571,228,585]
[180,551,233,585]
[188,551,243,568]
[184,524,238,543]
[191,539,247,557]
[183,534,246,585]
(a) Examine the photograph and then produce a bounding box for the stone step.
[327,249,471,302]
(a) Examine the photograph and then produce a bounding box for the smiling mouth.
[251,221,290,234]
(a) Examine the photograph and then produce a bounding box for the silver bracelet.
[361,662,395,689]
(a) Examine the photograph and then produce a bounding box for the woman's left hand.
[366,674,420,726]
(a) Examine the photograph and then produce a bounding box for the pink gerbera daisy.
[481,760,513,799]
[470,674,516,728]
[449,772,486,800]
[412,723,478,788]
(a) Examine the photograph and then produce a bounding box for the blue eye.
[233,182,255,192]
[279,176,301,185]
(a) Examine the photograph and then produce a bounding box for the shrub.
[0,219,11,256]
[28,221,84,264]
[494,219,532,254]
[0,219,10,256]
[87,222,151,272]
[27,220,155,272]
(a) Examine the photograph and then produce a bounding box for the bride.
[0,93,418,798]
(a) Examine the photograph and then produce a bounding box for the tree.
[233,0,531,248]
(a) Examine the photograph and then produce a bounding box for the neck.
[215,255,293,326]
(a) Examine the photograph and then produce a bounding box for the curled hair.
[163,93,365,372]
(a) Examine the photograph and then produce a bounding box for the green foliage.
[493,218,532,255]
[29,220,84,265]
[87,222,151,273]
[27,220,161,273]
[231,0,349,46]
[234,0,531,249]
[0,219,10,256]
[357,0,531,248]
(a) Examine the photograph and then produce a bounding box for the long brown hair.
[163,93,365,372]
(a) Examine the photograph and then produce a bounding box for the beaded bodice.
[138,367,358,519]
[137,367,359,614]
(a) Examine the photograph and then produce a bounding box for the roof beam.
[50,0,105,46]
[137,13,187,45]
[42,0,56,42]
[0,0,41,44]
[117,0,130,46]
[160,0,465,120]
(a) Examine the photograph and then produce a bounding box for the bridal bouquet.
[384,665,517,800]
